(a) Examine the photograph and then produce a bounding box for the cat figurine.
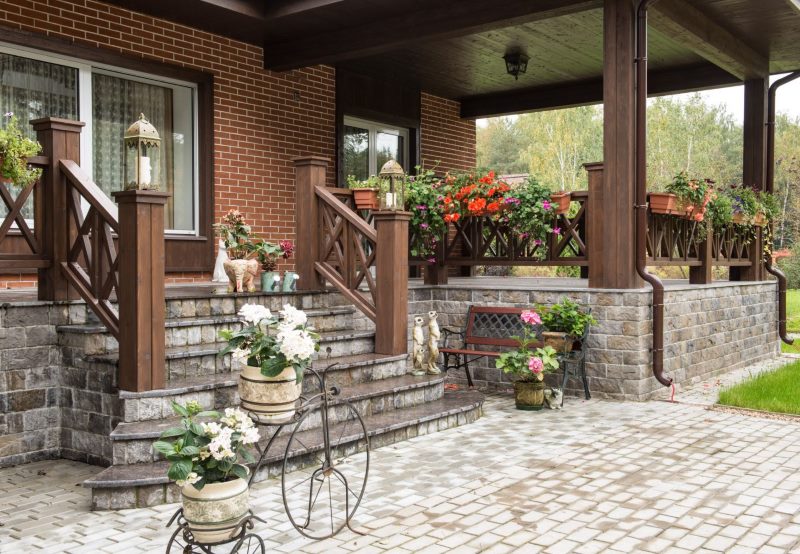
[544,388,563,409]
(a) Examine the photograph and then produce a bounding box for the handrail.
[60,160,119,230]
[315,186,377,242]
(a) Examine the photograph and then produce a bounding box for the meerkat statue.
[411,316,427,376]
[427,310,441,375]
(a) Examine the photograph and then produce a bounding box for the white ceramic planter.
[181,477,249,544]
[239,365,301,423]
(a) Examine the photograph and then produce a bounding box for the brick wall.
[420,92,477,174]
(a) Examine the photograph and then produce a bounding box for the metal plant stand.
[248,363,370,540]
[165,509,265,553]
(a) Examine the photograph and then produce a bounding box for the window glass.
[343,125,369,181]
[376,131,405,173]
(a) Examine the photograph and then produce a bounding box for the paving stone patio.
[3,361,800,553]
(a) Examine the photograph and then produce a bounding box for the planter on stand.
[239,365,301,423]
[542,331,574,353]
[181,476,250,544]
[513,380,545,411]
[260,271,282,293]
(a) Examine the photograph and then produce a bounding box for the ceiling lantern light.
[503,50,529,81]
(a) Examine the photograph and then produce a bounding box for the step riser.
[92,403,482,510]
[113,381,443,464]
[121,355,403,423]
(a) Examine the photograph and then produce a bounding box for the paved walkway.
[3,370,800,553]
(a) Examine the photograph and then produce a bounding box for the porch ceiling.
[105,0,800,115]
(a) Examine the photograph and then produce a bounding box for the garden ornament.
[411,316,427,376]
[212,239,229,283]
[427,311,441,375]
[224,259,258,293]
[543,388,563,410]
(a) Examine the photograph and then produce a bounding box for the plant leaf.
[153,441,175,455]
[159,426,187,439]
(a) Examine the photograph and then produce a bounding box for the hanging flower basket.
[549,192,571,215]
[352,188,379,210]
[649,192,678,214]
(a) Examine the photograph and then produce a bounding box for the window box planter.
[753,212,767,227]
[732,212,747,225]
[550,192,571,215]
[648,192,678,214]
[352,188,379,210]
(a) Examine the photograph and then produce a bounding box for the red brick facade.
[0,1,475,288]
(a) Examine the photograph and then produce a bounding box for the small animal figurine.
[411,316,427,376]
[212,239,229,283]
[543,388,563,410]
[223,259,259,293]
[426,310,441,375]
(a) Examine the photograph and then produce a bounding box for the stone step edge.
[56,306,357,334]
[85,390,484,489]
[87,329,377,365]
[118,351,406,400]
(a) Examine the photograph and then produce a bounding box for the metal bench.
[440,305,591,405]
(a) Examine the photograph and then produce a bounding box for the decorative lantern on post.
[378,159,406,210]
[124,113,161,190]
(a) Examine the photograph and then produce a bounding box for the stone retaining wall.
[408,281,779,400]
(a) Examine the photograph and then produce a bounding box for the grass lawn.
[780,290,800,354]
[718,361,800,414]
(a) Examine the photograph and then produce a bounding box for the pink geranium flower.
[542,200,552,211]
[521,310,541,325]
[528,357,544,373]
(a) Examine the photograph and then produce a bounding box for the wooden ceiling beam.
[459,63,742,119]
[648,0,768,80]
[263,0,602,71]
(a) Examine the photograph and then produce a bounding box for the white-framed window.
[0,43,199,233]
[343,115,409,181]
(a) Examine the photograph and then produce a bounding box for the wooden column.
[32,118,84,301]
[294,156,328,291]
[112,190,169,392]
[374,210,410,355]
[590,0,641,289]
[732,78,768,281]
[690,222,713,284]
[584,162,602,282]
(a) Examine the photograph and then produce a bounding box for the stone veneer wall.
[407,281,779,400]
[0,301,118,467]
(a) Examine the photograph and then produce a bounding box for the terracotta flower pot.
[550,192,571,215]
[753,212,766,227]
[352,188,379,210]
[239,365,301,423]
[649,192,678,214]
[542,331,574,353]
[513,380,545,411]
[181,477,250,544]
[732,212,747,225]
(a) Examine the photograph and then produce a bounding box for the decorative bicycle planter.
[165,362,370,551]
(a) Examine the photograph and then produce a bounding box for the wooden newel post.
[584,162,603,284]
[32,117,85,301]
[374,210,410,355]
[294,157,328,291]
[690,221,713,284]
[112,190,170,392]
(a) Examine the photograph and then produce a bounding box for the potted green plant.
[220,303,319,423]
[729,185,759,225]
[251,239,293,293]
[497,176,556,260]
[496,310,559,410]
[706,188,734,232]
[538,298,596,353]
[406,166,447,263]
[756,190,780,227]
[153,401,259,544]
[0,113,43,188]
[665,172,713,221]
[347,175,381,210]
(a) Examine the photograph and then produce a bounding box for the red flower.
[487,202,501,213]
[467,198,487,214]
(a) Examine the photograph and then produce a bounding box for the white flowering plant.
[153,401,260,489]
[220,303,320,384]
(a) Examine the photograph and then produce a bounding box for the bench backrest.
[464,306,542,348]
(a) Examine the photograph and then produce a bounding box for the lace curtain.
[92,73,175,226]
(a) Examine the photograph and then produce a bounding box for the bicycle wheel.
[232,534,265,554]
[281,400,369,539]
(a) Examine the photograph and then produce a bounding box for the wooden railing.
[295,157,408,355]
[0,118,168,392]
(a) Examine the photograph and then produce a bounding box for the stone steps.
[110,374,445,464]
[85,389,484,510]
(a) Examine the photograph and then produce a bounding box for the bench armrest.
[441,327,465,347]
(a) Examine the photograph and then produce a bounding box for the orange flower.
[487,202,501,213]
[468,198,487,213]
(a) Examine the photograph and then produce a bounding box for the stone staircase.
[61,287,483,509]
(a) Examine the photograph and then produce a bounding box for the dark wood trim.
[0,27,216,274]
[649,0,768,80]
[459,62,741,118]
[264,0,602,71]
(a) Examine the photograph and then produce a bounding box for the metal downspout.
[764,71,800,345]
[635,0,672,387]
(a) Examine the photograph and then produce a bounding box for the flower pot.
[550,192,571,215]
[649,192,678,215]
[753,212,766,227]
[260,271,281,293]
[542,331,574,353]
[513,380,545,411]
[223,259,258,293]
[352,189,379,210]
[239,364,301,423]
[732,212,747,225]
[282,272,299,292]
[181,477,250,544]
